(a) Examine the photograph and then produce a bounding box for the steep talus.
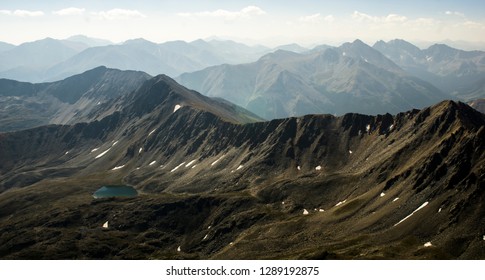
[0,75,484,259]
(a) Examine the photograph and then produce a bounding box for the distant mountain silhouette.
[178,39,448,119]
[374,39,485,100]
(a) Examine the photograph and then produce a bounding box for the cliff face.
[0,75,484,259]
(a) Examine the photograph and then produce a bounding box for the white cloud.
[324,15,335,23]
[445,11,465,17]
[13,10,44,17]
[0,9,44,17]
[92,9,146,20]
[241,6,266,16]
[385,14,407,23]
[53,7,85,16]
[177,5,266,20]
[352,11,407,23]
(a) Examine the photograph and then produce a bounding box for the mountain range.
[1,36,484,119]
[0,70,484,259]
[1,36,485,259]
[177,40,450,119]
[374,39,485,100]
[0,36,270,83]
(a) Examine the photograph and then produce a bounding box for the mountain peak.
[340,39,373,52]
[425,43,461,55]
[352,39,366,45]
[124,74,262,124]
[122,38,156,46]
[65,35,112,47]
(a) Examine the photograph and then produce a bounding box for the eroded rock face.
[0,74,484,259]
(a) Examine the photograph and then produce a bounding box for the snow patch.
[173,104,181,113]
[303,209,309,215]
[171,162,186,172]
[203,234,208,241]
[380,192,386,197]
[97,101,101,105]
[282,201,285,205]
[95,148,111,159]
[191,165,197,169]
[483,235,485,241]
[366,124,370,133]
[349,150,353,154]
[424,242,432,247]
[112,141,118,146]
[315,165,322,171]
[91,148,99,153]
[102,221,108,229]
[335,200,347,207]
[208,226,211,229]
[211,156,224,166]
[393,197,399,202]
[438,207,442,213]
[342,52,346,56]
[394,201,429,226]
[177,246,181,252]
[148,129,156,136]
[297,166,301,171]
[65,151,69,155]
[389,124,394,131]
[236,165,244,171]
[139,147,143,154]
[319,209,325,212]
[185,160,197,167]
[149,161,157,166]
[112,165,125,170]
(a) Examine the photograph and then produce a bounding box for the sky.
[1,0,484,47]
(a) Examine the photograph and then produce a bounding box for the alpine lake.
[93,185,138,199]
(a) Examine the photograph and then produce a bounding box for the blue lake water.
[93,185,138,199]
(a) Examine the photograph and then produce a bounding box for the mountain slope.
[178,40,448,119]
[374,39,485,100]
[65,35,113,47]
[0,37,270,83]
[0,38,87,82]
[0,67,151,132]
[0,74,483,259]
[0,41,15,53]
[46,39,269,82]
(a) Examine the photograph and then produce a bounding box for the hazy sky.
[1,0,484,46]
